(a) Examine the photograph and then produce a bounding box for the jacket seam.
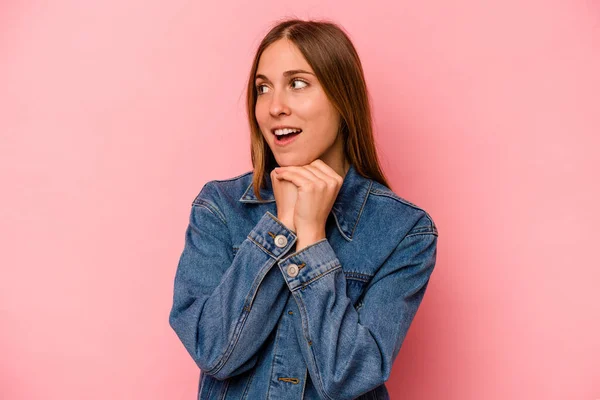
[266,321,284,400]
[294,295,335,400]
[198,372,207,398]
[343,271,373,282]
[203,312,249,377]
[293,265,342,292]
[265,210,298,234]
[299,367,308,398]
[369,189,425,212]
[409,226,437,235]
[204,258,274,377]
[204,373,215,399]
[369,189,437,233]
[244,258,277,313]
[405,231,438,238]
[192,199,228,227]
[240,364,257,400]
[219,379,230,399]
[350,180,372,238]
[279,237,328,264]
[247,235,278,260]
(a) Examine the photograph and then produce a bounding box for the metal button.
[274,234,288,248]
[287,263,299,277]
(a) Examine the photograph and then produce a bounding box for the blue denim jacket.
[169,163,438,400]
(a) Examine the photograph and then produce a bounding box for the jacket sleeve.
[278,213,438,400]
[168,182,298,380]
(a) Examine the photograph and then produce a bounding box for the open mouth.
[272,128,302,145]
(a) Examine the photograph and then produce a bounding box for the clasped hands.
[271,159,343,252]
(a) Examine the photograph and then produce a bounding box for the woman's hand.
[273,159,343,250]
[271,167,298,233]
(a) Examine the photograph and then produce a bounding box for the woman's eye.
[255,79,308,95]
[256,84,267,95]
[291,79,308,89]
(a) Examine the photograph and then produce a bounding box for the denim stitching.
[350,179,372,238]
[266,321,284,400]
[369,188,423,210]
[219,379,230,399]
[294,295,335,400]
[243,259,277,312]
[299,367,308,398]
[192,200,228,227]
[198,372,207,400]
[266,211,297,234]
[246,235,279,260]
[278,238,328,264]
[409,225,437,235]
[203,309,250,377]
[205,257,273,377]
[240,364,257,400]
[369,189,437,233]
[239,174,277,203]
[204,374,215,399]
[329,179,372,241]
[343,271,373,282]
[405,231,438,238]
[294,265,342,291]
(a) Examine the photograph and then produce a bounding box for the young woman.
[169,18,438,400]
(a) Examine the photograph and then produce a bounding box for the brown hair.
[246,18,391,200]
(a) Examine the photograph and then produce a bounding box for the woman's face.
[254,39,344,169]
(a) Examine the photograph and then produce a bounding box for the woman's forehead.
[256,40,313,77]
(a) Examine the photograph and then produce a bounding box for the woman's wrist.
[277,215,296,233]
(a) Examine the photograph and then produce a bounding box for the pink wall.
[1,1,598,399]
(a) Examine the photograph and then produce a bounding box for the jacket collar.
[239,163,372,241]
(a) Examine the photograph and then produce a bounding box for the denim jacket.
[169,163,438,400]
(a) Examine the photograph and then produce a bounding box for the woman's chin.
[275,159,300,167]
[275,155,316,167]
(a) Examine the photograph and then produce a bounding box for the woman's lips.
[274,130,302,147]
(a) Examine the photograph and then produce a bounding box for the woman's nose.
[269,90,290,116]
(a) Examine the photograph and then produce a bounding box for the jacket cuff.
[277,238,341,291]
[247,211,298,259]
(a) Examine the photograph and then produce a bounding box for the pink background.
[1,1,599,399]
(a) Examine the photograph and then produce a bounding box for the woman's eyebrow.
[255,69,315,82]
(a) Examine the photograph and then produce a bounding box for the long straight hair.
[246,18,391,200]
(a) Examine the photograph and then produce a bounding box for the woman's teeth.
[274,128,302,136]
[273,128,302,144]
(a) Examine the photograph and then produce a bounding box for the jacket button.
[287,264,299,277]
[274,234,288,248]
